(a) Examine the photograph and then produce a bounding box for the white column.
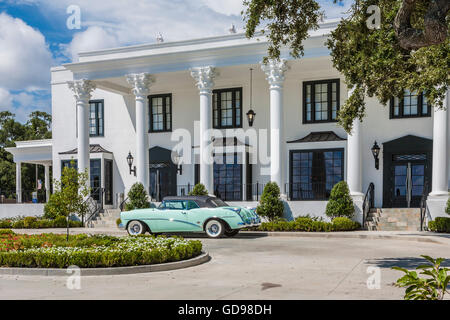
[68,80,96,179]
[126,73,153,192]
[44,164,50,203]
[346,88,364,197]
[191,67,217,194]
[261,59,288,190]
[430,89,449,196]
[16,162,22,203]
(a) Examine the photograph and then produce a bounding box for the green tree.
[243,0,450,132]
[189,183,209,196]
[125,183,151,211]
[325,181,355,219]
[256,182,285,221]
[44,161,90,219]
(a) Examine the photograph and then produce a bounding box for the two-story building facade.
[7,19,449,225]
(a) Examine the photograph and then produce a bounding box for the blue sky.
[0,0,351,123]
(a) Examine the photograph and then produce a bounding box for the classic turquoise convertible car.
[121,196,261,238]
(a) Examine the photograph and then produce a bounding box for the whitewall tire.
[127,221,146,236]
[205,220,225,239]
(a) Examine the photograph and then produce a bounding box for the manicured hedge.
[257,216,361,232]
[428,218,450,233]
[0,232,202,268]
[0,216,83,229]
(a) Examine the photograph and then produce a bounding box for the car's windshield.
[209,198,229,207]
[159,200,186,210]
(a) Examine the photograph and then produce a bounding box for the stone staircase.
[87,208,121,229]
[365,208,422,231]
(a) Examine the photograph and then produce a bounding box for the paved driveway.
[0,234,448,300]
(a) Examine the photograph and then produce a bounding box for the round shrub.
[52,216,68,228]
[43,192,65,219]
[189,183,209,196]
[326,181,355,219]
[125,183,150,211]
[332,217,361,231]
[256,182,284,222]
[0,220,12,229]
[446,198,450,215]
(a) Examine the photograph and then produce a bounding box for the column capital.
[190,66,218,94]
[68,80,96,102]
[126,73,154,98]
[261,59,288,89]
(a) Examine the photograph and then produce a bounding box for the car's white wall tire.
[205,219,225,238]
[127,220,146,236]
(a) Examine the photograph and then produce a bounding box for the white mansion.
[6,20,449,226]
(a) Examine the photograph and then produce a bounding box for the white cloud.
[201,0,244,16]
[67,26,119,61]
[0,13,53,91]
[0,88,13,112]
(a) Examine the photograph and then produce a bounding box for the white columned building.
[261,59,288,191]
[191,67,217,194]
[68,80,96,179]
[347,88,364,199]
[126,73,154,192]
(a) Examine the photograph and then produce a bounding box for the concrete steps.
[365,208,422,231]
[87,209,121,229]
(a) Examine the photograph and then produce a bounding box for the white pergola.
[5,139,52,203]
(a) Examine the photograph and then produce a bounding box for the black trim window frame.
[303,79,340,124]
[149,94,172,133]
[289,148,345,201]
[390,91,431,119]
[213,87,243,129]
[89,100,104,137]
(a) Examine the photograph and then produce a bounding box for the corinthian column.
[261,59,288,191]
[68,80,96,179]
[191,66,217,195]
[126,73,154,193]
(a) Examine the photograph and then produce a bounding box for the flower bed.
[0,230,202,268]
[0,216,83,229]
[254,216,361,232]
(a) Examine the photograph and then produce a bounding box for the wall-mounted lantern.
[171,152,183,175]
[127,152,136,176]
[371,141,381,170]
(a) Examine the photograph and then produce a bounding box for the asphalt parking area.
[0,235,448,300]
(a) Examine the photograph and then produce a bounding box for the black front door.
[390,160,427,208]
[150,164,177,201]
[104,159,113,205]
[383,135,432,208]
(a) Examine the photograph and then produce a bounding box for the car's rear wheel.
[224,229,239,237]
[205,220,225,238]
[127,220,146,236]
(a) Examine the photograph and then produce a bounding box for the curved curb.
[0,252,210,277]
[238,231,449,245]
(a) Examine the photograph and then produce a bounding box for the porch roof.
[58,144,113,155]
[5,139,52,166]
[287,131,347,144]
[60,19,340,83]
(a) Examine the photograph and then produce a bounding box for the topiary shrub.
[429,217,450,233]
[325,181,355,219]
[256,182,284,222]
[125,183,150,211]
[446,198,450,215]
[43,191,65,220]
[189,183,209,196]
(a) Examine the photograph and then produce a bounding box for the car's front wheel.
[205,219,225,238]
[224,229,239,237]
[127,220,147,236]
